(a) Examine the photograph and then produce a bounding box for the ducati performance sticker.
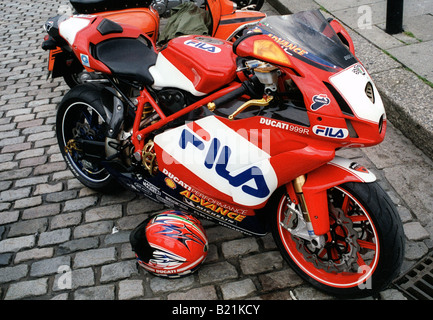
[179,190,247,222]
[184,40,221,53]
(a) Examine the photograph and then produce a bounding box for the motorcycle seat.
[94,37,157,85]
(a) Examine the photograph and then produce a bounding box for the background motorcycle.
[153,0,264,16]
[48,10,404,298]
[69,0,264,17]
[42,0,265,87]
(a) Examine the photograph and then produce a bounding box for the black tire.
[271,181,405,298]
[56,84,119,193]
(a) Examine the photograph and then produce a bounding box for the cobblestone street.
[1,0,433,301]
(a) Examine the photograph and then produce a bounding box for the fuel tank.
[149,35,237,96]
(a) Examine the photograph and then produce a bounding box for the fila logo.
[179,127,270,199]
[184,40,221,53]
[155,117,278,207]
[313,125,349,139]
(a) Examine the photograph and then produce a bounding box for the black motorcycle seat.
[94,37,157,85]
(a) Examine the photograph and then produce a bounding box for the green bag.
[159,2,212,44]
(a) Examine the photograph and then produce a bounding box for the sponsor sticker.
[313,125,349,139]
[155,117,278,207]
[179,190,247,222]
[352,64,366,75]
[80,53,90,67]
[349,162,369,173]
[310,94,330,111]
[184,40,221,53]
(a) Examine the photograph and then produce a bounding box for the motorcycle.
[42,0,266,88]
[69,0,264,17]
[47,9,404,298]
[152,0,264,17]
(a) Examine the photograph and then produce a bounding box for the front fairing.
[248,10,386,146]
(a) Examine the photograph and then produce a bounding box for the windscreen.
[254,10,357,71]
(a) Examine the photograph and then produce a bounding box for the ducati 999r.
[45,10,404,298]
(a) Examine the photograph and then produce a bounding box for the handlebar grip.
[211,84,248,108]
[208,76,263,111]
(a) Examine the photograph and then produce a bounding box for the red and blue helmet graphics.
[130,210,208,278]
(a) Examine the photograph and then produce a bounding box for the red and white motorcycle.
[45,10,404,298]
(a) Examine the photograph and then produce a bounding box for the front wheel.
[271,182,405,298]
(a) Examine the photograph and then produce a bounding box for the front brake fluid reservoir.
[254,64,280,93]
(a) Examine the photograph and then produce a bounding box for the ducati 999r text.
[44,10,404,298]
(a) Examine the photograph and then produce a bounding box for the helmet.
[129,210,208,278]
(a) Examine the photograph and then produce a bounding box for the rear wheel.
[56,84,119,193]
[271,181,405,298]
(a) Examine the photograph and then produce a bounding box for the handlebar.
[207,76,263,110]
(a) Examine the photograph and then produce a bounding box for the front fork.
[281,157,377,249]
[281,175,326,250]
